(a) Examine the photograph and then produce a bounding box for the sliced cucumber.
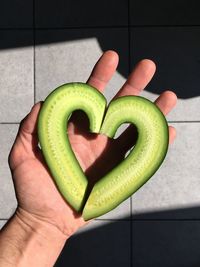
[38,82,107,212]
[82,96,169,220]
[38,82,169,220]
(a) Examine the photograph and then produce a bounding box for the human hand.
[8,50,177,239]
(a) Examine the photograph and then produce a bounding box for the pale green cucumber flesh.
[82,96,169,220]
[38,82,107,212]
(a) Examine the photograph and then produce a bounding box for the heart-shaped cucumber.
[38,82,169,220]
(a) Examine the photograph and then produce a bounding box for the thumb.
[9,102,43,170]
[18,101,43,141]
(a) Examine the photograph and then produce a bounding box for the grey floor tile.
[55,220,131,267]
[132,220,200,267]
[130,0,200,26]
[35,28,129,102]
[0,220,7,230]
[0,31,34,122]
[131,123,200,219]
[130,27,200,121]
[0,125,18,218]
[0,1,33,28]
[35,0,128,28]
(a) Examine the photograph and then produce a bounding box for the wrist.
[15,207,70,241]
[0,208,69,267]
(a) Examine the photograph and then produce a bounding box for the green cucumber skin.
[38,82,169,221]
[38,82,107,212]
[82,96,169,220]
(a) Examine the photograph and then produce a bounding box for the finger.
[169,125,176,144]
[9,102,43,170]
[69,50,119,127]
[113,59,156,99]
[154,90,177,115]
[15,102,43,151]
[86,50,119,92]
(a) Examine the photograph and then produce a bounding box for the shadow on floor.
[55,206,200,267]
[1,23,200,99]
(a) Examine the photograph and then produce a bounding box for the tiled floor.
[0,1,200,266]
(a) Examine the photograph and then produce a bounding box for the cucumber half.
[38,82,169,220]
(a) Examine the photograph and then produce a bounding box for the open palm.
[8,51,177,237]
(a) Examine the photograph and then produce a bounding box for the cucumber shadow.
[55,206,200,267]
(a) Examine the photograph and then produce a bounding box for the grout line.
[167,121,200,123]
[1,25,200,31]
[33,0,36,104]
[95,218,200,221]
[127,6,131,74]
[33,38,36,104]
[0,25,129,31]
[33,0,35,29]
[130,199,133,267]
[0,28,34,30]
[132,218,200,221]
[130,24,200,28]
[34,25,130,30]
[0,122,19,125]
[128,0,133,265]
